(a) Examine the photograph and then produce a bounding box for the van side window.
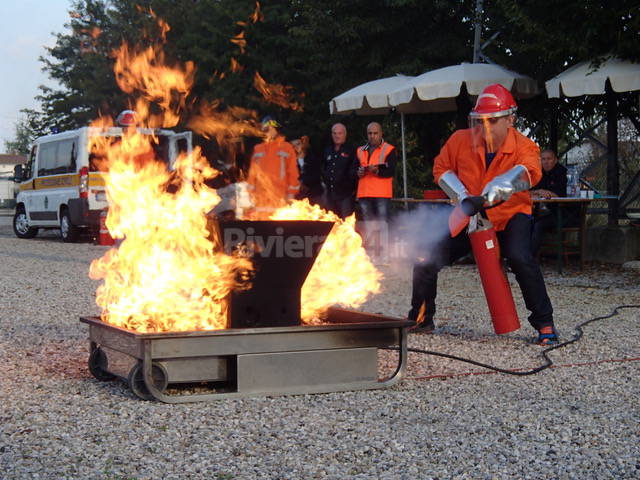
[57,139,77,173]
[36,139,77,176]
[38,142,57,176]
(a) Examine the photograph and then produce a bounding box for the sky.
[0,0,71,150]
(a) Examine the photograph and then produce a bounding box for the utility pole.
[473,0,483,63]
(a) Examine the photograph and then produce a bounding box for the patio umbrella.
[329,74,416,200]
[389,62,540,114]
[329,74,415,115]
[545,56,640,224]
[545,57,640,97]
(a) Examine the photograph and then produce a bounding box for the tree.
[4,110,47,155]
[30,0,640,196]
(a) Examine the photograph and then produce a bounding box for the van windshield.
[89,134,171,172]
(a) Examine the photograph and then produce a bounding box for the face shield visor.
[469,112,513,156]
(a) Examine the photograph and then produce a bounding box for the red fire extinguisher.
[449,196,520,335]
[468,216,520,334]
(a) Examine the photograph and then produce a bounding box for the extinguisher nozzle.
[448,206,470,237]
[460,196,485,216]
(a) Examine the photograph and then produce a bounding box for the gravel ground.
[0,222,639,480]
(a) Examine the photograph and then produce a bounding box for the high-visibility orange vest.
[356,142,394,198]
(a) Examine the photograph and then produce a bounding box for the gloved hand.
[481,165,531,206]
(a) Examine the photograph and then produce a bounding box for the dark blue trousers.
[358,197,390,222]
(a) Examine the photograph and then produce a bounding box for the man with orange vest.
[410,84,558,345]
[247,116,299,215]
[356,122,397,261]
[356,122,397,216]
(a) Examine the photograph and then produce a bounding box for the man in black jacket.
[321,123,359,218]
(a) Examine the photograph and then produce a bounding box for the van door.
[49,138,78,220]
[31,138,78,225]
[168,132,193,169]
[30,141,57,224]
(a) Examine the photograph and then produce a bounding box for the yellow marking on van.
[19,182,35,191]
[89,173,105,187]
[34,174,79,189]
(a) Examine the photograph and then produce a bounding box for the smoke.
[387,204,453,268]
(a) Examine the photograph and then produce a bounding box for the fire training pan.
[81,308,412,403]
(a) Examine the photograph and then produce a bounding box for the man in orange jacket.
[410,84,558,345]
[247,116,299,215]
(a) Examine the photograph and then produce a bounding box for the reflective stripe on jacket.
[433,128,542,231]
[356,141,395,198]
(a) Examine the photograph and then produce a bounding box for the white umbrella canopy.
[545,56,640,224]
[545,56,640,98]
[328,74,415,115]
[389,62,540,113]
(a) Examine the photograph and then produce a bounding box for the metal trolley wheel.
[127,361,169,401]
[88,347,116,381]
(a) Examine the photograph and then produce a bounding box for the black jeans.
[324,192,355,219]
[411,212,554,330]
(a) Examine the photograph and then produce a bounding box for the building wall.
[0,162,20,207]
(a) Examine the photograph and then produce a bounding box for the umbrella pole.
[606,81,619,226]
[401,112,408,209]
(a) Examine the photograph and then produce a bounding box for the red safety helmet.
[116,110,138,127]
[469,84,517,119]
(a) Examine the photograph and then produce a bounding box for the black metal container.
[212,220,334,328]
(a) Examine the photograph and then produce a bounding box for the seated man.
[530,149,579,256]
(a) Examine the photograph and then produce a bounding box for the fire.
[230,31,248,54]
[230,57,243,73]
[89,135,253,332]
[249,1,264,23]
[114,43,195,128]
[88,13,381,333]
[253,72,304,112]
[271,200,382,323]
[89,23,254,333]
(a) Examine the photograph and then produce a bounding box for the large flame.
[114,42,195,128]
[88,134,253,332]
[88,13,381,332]
[271,201,382,323]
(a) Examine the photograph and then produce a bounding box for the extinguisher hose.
[388,304,640,376]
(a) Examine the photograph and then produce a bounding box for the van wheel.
[60,209,79,243]
[13,207,38,239]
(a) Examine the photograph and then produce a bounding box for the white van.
[13,124,192,242]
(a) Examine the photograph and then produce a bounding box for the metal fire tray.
[81,308,412,403]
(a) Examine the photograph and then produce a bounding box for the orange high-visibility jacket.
[248,137,299,208]
[433,128,542,232]
[356,141,395,198]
